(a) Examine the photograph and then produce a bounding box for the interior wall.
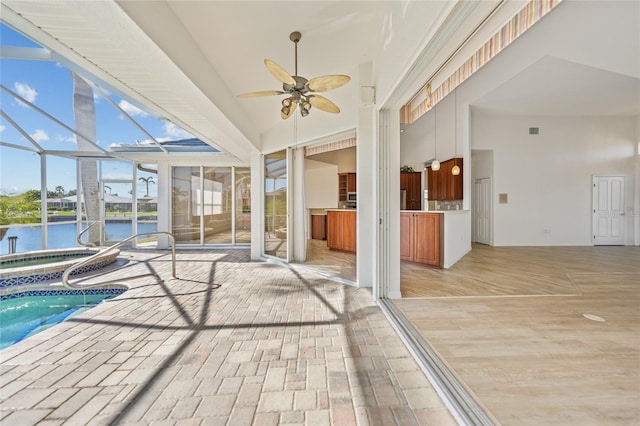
[304,159,338,209]
[471,149,494,180]
[472,111,638,246]
[400,94,458,174]
[337,147,357,173]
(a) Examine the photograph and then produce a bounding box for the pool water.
[0,292,122,350]
[0,253,91,269]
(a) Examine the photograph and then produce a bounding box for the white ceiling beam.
[0,45,52,61]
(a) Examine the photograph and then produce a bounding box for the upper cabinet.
[427,158,463,201]
[338,173,356,201]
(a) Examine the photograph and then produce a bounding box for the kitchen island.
[326,209,357,253]
[400,210,470,268]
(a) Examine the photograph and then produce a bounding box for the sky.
[0,23,194,197]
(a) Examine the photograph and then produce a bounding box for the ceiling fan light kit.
[238,31,350,119]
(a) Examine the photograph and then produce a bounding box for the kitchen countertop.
[400,210,469,214]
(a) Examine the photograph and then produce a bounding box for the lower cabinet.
[327,210,356,253]
[311,214,327,240]
[400,212,441,267]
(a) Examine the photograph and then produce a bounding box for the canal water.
[0,222,157,254]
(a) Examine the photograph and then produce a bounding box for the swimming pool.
[0,288,125,350]
[0,253,92,269]
[0,248,120,288]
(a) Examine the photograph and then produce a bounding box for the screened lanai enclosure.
[0,24,251,254]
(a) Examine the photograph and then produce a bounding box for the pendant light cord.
[434,105,437,160]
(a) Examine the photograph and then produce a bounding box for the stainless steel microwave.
[347,192,357,202]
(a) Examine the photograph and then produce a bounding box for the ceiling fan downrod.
[290,31,301,77]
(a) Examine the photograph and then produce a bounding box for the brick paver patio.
[1,249,455,425]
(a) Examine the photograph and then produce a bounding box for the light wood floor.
[397,244,640,425]
[302,241,640,424]
[297,239,356,282]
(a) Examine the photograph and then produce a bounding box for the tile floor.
[0,249,455,425]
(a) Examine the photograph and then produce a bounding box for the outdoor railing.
[62,231,176,290]
[77,220,105,247]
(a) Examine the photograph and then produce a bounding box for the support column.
[292,146,306,262]
[40,153,47,249]
[250,152,264,260]
[376,109,402,299]
[156,163,171,249]
[357,62,375,288]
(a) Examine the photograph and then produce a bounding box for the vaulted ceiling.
[1,0,456,162]
[4,1,637,165]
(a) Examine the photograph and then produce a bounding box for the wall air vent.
[529,127,539,135]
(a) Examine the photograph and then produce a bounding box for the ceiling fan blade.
[237,90,284,98]
[307,75,350,92]
[308,95,340,114]
[265,59,296,86]
[281,101,297,120]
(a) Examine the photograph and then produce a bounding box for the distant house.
[46,197,76,210]
[137,197,158,212]
[47,195,157,212]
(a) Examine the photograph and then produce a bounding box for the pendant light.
[431,104,440,171]
[451,89,460,176]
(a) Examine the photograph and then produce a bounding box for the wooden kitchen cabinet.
[400,213,414,261]
[338,173,356,201]
[400,172,422,210]
[447,158,463,200]
[400,212,441,267]
[427,158,463,201]
[327,210,356,253]
[311,214,327,240]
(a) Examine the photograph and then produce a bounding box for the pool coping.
[0,283,128,300]
[0,248,120,289]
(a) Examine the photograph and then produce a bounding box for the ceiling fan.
[237,31,350,120]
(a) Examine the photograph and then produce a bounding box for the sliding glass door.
[264,150,287,259]
[172,166,250,245]
[235,167,251,243]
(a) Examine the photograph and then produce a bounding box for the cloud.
[55,134,77,144]
[118,100,148,117]
[103,173,133,180]
[14,82,37,104]
[0,125,5,132]
[30,129,49,142]
[163,121,193,139]
[1,186,20,195]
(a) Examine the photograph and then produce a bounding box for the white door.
[474,178,491,245]
[593,176,625,245]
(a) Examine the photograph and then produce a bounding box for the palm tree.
[139,176,155,197]
[55,185,65,197]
